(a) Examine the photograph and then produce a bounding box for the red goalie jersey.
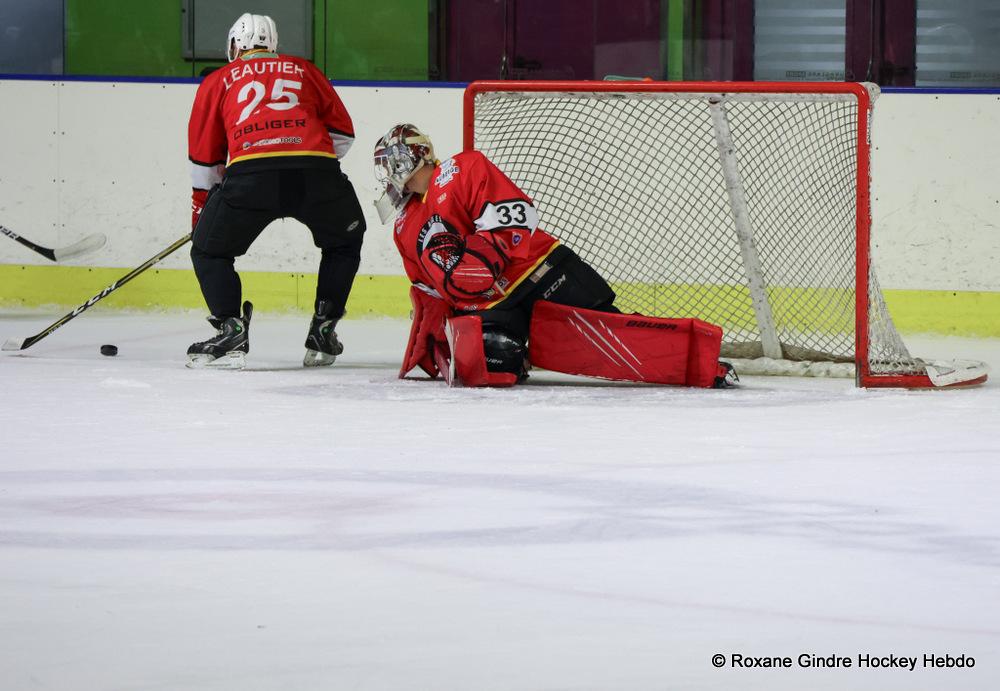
[392,150,560,312]
[188,54,355,177]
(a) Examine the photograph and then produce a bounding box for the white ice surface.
[1,310,998,691]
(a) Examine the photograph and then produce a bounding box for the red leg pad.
[399,286,452,379]
[528,301,724,387]
[444,315,519,388]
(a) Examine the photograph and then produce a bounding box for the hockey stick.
[2,234,192,352]
[1,225,107,262]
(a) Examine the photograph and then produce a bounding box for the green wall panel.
[68,0,179,76]
[320,0,428,80]
[65,0,223,77]
[64,0,427,80]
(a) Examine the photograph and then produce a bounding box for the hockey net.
[464,81,988,388]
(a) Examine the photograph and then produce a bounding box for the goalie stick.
[2,234,191,352]
[1,225,107,262]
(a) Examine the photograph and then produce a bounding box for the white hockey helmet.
[227,13,278,62]
[373,124,436,223]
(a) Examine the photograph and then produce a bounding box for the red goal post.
[463,80,988,388]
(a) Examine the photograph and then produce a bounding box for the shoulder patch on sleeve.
[434,158,460,188]
[474,199,540,233]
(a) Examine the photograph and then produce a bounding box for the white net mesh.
[470,85,927,380]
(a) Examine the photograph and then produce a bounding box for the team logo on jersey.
[435,158,459,188]
[417,214,456,253]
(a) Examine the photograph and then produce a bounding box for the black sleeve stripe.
[189,157,227,167]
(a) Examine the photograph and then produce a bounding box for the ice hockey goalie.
[373,123,735,389]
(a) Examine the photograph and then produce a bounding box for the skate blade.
[303,348,336,367]
[186,351,247,370]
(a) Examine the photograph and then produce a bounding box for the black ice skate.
[187,301,253,370]
[303,300,344,367]
[713,361,739,388]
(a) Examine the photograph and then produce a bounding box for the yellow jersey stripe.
[228,150,338,165]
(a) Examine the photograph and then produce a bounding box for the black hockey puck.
[100,344,118,357]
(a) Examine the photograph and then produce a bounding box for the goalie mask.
[373,124,435,224]
[227,13,278,62]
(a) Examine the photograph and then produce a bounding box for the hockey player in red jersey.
[186,13,366,369]
[373,124,736,388]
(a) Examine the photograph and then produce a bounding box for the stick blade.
[53,233,107,262]
[2,337,27,351]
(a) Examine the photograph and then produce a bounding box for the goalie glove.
[419,215,511,301]
[459,232,510,292]
[192,188,209,230]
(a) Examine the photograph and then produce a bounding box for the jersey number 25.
[236,79,302,124]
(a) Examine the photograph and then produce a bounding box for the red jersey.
[392,150,560,312]
[188,52,354,189]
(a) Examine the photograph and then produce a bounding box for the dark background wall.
[2,0,999,87]
[0,0,64,73]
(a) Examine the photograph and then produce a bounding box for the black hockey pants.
[192,166,366,319]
